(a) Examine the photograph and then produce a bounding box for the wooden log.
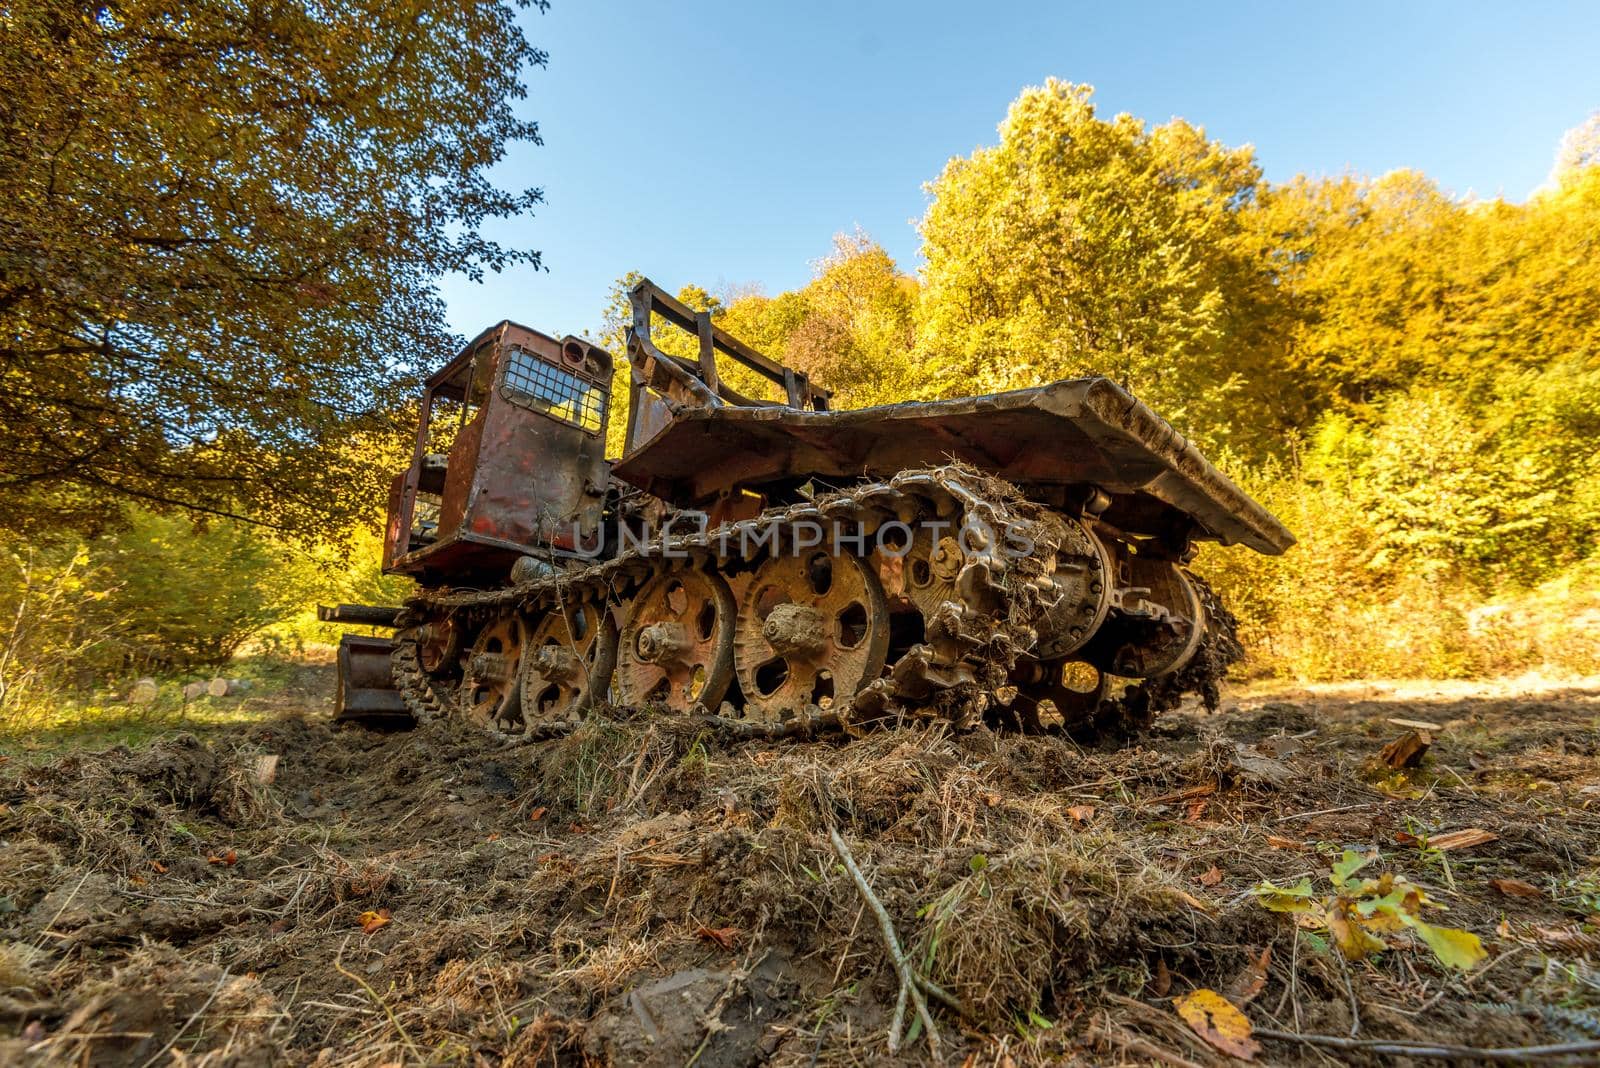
[128,678,159,704]
[251,754,280,786]
[1379,729,1431,769]
[182,681,206,701]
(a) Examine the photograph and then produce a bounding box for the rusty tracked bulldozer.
[327,278,1293,737]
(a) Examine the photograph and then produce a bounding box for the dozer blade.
[334,634,412,728]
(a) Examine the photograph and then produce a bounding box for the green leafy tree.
[0,0,550,540]
[917,79,1302,455]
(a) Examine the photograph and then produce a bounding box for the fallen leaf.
[1174,988,1259,1060]
[1330,849,1375,889]
[1328,905,1387,961]
[1227,946,1272,1005]
[1426,828,1498,852]
[485,833,500,842]
[695,925,740,950]
[1395,831,1420,846]
[527,806,547,822]
[357,908,392,934]
[1196,865,1224,887]
[1150,957,1172,997]
[149,860,168,874]
[1250,877,1317,913]
[1172,889,1215,913]
[1185,798,1209,823]
[1066,804,1095,824]
[1406,918,1485,970]
[1265,835,1305,851]
[207,849,238,866]
[1489,877,1542,898]
[568,822,590,834]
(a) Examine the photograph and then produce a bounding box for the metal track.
[391,465,1236,735]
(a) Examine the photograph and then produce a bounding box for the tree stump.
[1380,729,1431,769]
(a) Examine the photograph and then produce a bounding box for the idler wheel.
[616,569,736,712]
[460,615,527,728]
[520,599,618,727]
[734,551,889,722]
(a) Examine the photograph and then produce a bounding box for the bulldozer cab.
[382,322,614,584]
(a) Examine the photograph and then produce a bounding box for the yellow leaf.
[357,908,392,934]
[1251,878,1317,913]
[1328,906,1387,960]
[1174,988,1260,1061]
[1407,919,1485,971]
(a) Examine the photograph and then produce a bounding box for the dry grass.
[3,673,1600,1064]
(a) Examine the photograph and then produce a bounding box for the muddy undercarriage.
[333,279,1288,739]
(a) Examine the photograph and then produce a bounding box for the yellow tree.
[0,0,550,541]
[917,80,1301,455]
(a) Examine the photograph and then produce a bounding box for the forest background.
[3,0,1598,724]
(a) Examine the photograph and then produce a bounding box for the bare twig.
[1275,802,1376,824]
[825,822,948,1056]
[333,950,422,1062]
[1091,1020,1209,1068]
[1256,1029,1600,1062]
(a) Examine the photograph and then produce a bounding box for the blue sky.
[437,0,1600,341]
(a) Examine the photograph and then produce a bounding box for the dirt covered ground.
[4,671,1600,1065]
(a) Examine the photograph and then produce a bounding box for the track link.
[392,465,1235,737]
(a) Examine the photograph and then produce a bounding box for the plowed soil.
[4,670,1600,1065]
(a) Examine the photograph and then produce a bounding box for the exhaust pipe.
[318,603,403,628]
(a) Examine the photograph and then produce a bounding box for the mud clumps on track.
[4,677,1600,1065]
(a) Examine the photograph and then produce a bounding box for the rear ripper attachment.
[331,278,1292,739]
